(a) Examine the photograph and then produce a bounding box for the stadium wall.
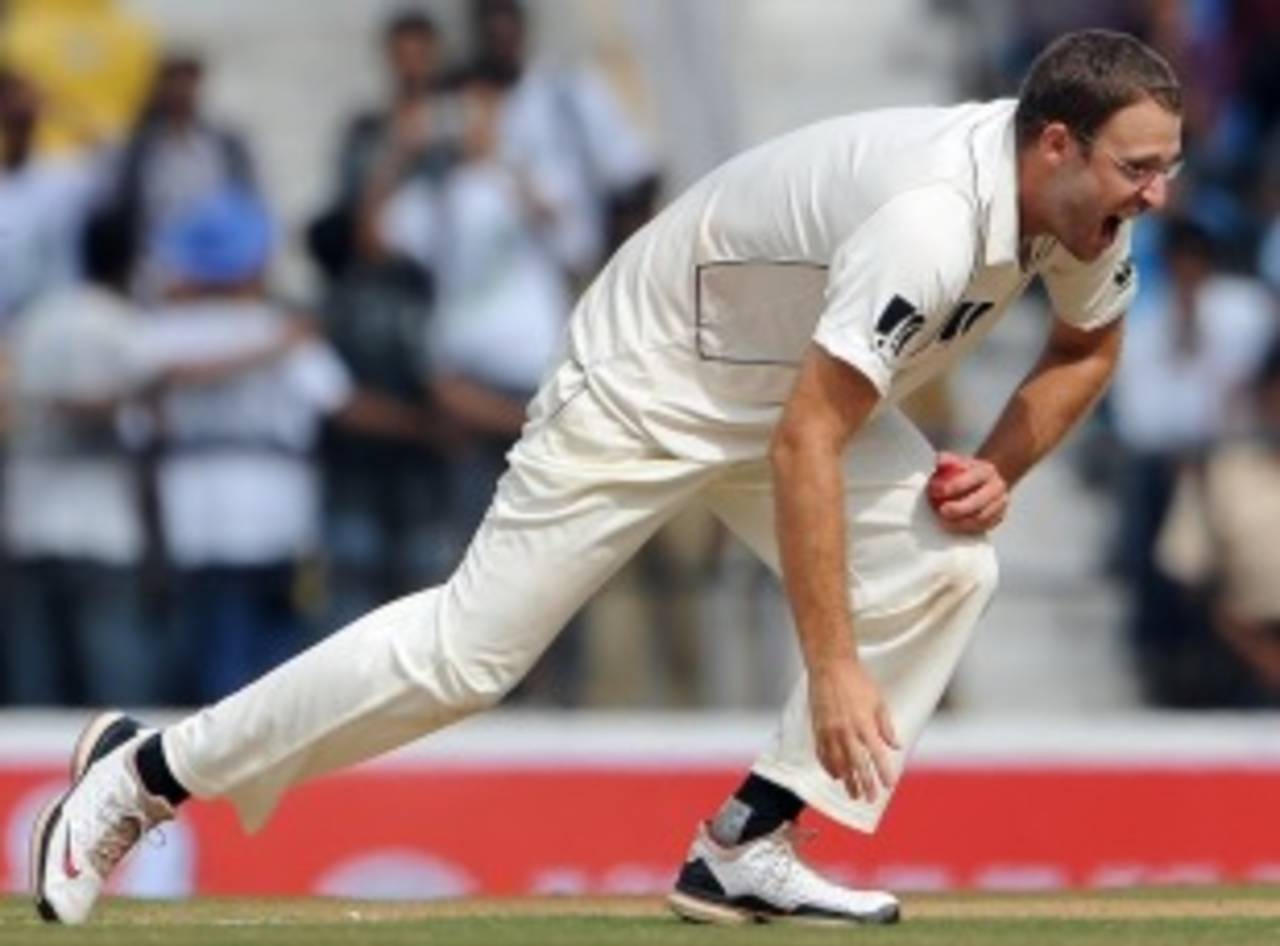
[3,712,1277,899]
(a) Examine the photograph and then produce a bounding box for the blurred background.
[1,0,1279,901]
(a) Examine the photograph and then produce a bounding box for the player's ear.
[1038,121,1074,169]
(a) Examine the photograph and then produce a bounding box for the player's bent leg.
[34,367,717,924]
[32,712,172,925]
[751,539,997,830]
[688,407,998,913]
[142,364,713,820]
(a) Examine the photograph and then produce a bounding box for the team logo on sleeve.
[940,300,995,341]
[1113,258,1135,289]
[873,295,927,358]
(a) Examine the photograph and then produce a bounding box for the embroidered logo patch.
[873,295,927,358]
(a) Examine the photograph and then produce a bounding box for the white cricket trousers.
[164,360,997,833]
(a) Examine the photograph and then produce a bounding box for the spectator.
[1158,334,1280,701]
[145,187,435,703]
[1,209,155,705]
[1257,141,1280,292]
[1110,217,1277,704]
[308,8,457,626]
[0,69,99,331]
[106,52,258,300]
[427,65,572,455]
[385,65,582,702]
[464,0,679,704]
[0,199,310,707]
[468,0,660,274]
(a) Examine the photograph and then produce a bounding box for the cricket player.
[33,30,1181,926]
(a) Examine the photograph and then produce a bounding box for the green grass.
[4,889,1280,946]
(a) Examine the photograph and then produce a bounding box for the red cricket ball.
[928,456,967,508]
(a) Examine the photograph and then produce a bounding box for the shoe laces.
[74,793,143,878]
[72,766,167,878]
[756,825,818,893]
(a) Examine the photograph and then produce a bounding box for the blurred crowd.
[0,0,666,708]
[956,0,1280,707]
[1,0,1279,711]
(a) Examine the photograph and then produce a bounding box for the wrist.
[974,449,1019,488]
[805,649,859,674]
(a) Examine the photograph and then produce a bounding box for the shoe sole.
[29,794,65,922]
[667,890,755,924]
[30,711,141,924]
[667,890,900,926]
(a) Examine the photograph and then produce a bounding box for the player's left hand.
[927,451,1009,534]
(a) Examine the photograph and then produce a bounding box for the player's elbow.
[768,418,841,482]
[767,420,805,474]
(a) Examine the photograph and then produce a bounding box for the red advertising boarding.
[3,712,1278,898]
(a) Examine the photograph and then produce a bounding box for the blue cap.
[157,186,275,285]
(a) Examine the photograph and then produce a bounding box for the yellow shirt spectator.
[0,0,155,153]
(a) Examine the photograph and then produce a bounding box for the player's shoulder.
[813,98,1012,162]
[799,99,1012,219]
[853,184,980,297]
[865,182,978,242]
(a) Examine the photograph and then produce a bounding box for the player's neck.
[1015,149,1053,245]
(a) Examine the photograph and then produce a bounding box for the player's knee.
[950,540,999,604]
[439,660,513,714]
[455,684,505,715]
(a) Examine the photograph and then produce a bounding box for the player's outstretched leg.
[31,711,172,925]
[666,774,899,925]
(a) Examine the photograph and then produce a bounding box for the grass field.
[4,888,1280,945]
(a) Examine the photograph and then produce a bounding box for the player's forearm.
[771,434,859,669]
[977,319,1121,488]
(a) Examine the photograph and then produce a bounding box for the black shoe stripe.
[33,799,66,923]
[83,716,143,774]
[674,859,726,898]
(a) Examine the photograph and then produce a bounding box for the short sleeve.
[378,179,439,271]
[812,185,977,394]
[1039,220,1138,331]
[128,315,183,376]
[284,339,355,414]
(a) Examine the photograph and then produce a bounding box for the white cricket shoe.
[31,711,172,925]
[667,821,900,925]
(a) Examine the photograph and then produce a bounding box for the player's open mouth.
[1101,214,1121,243]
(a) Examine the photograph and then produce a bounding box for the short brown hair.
[1015,30,1182,149]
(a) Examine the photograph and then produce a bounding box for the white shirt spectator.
[378,162,569,394]
[140,299,353,567]
[3,284,151,563]
[498,61,658,272]
[0,156,97,329]
[1112,275,1276,451]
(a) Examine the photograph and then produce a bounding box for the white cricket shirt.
[566,99,1137,460]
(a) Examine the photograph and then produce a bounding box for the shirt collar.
[971,99,1022,268]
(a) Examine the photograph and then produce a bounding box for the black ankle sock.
[709,773,805,846]
[134,733,191,807]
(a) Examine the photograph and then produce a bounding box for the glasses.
[1076,132,1184,188]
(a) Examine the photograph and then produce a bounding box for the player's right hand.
[928,451,1009,534]
[808,660,900,803]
